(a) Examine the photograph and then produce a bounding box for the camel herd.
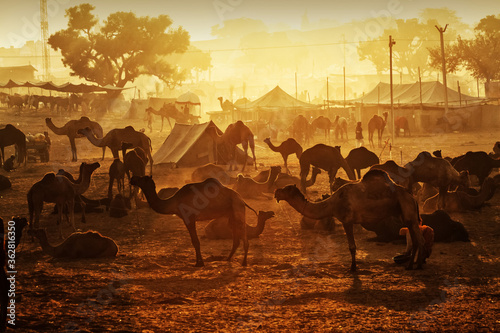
[0,112,499,280]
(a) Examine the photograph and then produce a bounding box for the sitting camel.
[204,211,275,240]
[421,210,469,242]
[422,177,496,213]
[158,187,180,199]
[263,138,303,174]
[30,228,118,258]
[275,169,426,271]
[233,166,281,198]
[252,166,321,190]
[405,151,470,209]
[191,163,236,185]
[452,151,500,186]
[109,194,131,218]
[130,176,253,267]
[0,175,11,191]
[28,162,100,238]
[299,144,356,193]
[345,146,380,179]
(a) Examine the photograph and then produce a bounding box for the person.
[144,109,153,133]
[355,122,364,148]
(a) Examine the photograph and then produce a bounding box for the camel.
[145,103,199,132]
[158,187,180,199]
[299,144,356,193]
[204,210,275,240]
[492,142,500,157]
[108,158,125,198]
[369,160,411,188]
[333,116,348,141]
[130,176,253,267]
[27,162,100,238]
[191,163,236,185]
[421,210,469,242]
[291,115,311,145]
[452,151,500,185]
[218,97,236,116]
[124,148,147,202]
[311,116,332,141]
[0,175,10,191]
[233,166,281,198]
[78,126,153,175]
[395,116,410,137]
[422,177,495,213]
[109,194,131,218]
[213,121,257,172]
[301,194,336,234]
[263,137,303,174]
[45,117,103,162]
[345,147,380,179]
[30,228,118,258]
[275,169,426,271]
[368,112,388,148]
[405,151,470,209]
[0,124,26,166]
[273,167,321,190]
[2,156,15,172]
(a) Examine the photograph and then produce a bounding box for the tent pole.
[389,35,396,145]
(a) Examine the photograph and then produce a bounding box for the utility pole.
[343,34,346,109]
[40,0,50,81]
[389,35,396,144]
[436,24,449,113]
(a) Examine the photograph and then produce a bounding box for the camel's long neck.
[46,119,67,136]
[247,214,266,238]
[264,141,279,152]
[73,169,95,195]
[305,171,319,187]
[140,186,178,215]
[266,170,281,190]
[83,130,105,147]
[491,158,500,168]
[340,157,357,181]
[36,231,57,257]
[285,197,333,220]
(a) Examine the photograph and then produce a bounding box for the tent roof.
[153,121,219,166]
[0,80,131,93]
[176,91,201,105]
[239,86,317,109]
[350,81,484,106]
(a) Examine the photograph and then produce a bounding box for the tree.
[357,9,467,80]
[428,15,500,84]
[164,45,212,83]
[211,18,268,39]
[49,4,190,90]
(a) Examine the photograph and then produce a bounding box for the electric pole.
[436,24,449,113]
[40,0,50,81]
[389,35,396,144]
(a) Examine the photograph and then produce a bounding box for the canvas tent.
[153,121,251,167]
[238,86,317,110]
[350,81,484,107]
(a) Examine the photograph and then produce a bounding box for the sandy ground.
[0,107,499,332]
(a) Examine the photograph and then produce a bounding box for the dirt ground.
[1,108,499,332]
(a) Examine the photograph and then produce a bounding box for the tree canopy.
[429,15,500,84]
[49,4,190,89]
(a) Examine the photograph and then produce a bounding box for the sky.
[0,0,499,48]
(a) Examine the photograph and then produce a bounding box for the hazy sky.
[1,0,499,48]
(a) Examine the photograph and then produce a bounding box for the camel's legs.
[249,141,257,171]
[406,223,425,270]
[241,141,249,173]
[437,187,447,210]
[327,167,340,185]
[342,223,357,272]
[185,219,204,267]
[69,137,77,162]
[283,154,290,174]
[299,163,310,193]
[227,216,248,266]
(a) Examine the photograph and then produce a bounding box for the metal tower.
[40,0,50,80]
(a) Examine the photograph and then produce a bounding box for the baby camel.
[205,210,275,240]
[263,138,303,173]
[233,166,281,198]
[275,169,426,271]
[130,176,254,267]
[30,228,118,258]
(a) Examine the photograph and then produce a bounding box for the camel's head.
[493,142,500,155]
[82,162,101,174]
[263,138,271,144]
[330,177,350,192]
[459,170,470,188]
[217,96,223,102]
[45,117,51,124]
[130,175,155,191]
[311,167,322,176]
[432,150,442,158]
[121,141,134,150]
[77,127,91,136]
[274,184,305,203]
[258,210,275,222]
[270,165,281,175]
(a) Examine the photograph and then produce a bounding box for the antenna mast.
[40,0,50,80]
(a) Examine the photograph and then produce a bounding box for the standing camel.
[0,124,27,166]
[299,144,356,193]
[78,126,153,175]
[45,117,103,162]
[275,169,426,271]
[145,103,199,132]
[311,116,332,142]
[218,97,236,120]
[345,146,380,179]
[395,116,410,137]
[263,138,302,173]
[212,121,257,172]
[291,115,311,145]
[27,162,100,239]
[368,112,388,148]
[333,116,349,141]
[130,176,253,267]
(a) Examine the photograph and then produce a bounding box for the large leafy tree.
[429,15,500,84]
[49,4,190,89]
[358,9,466,80]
